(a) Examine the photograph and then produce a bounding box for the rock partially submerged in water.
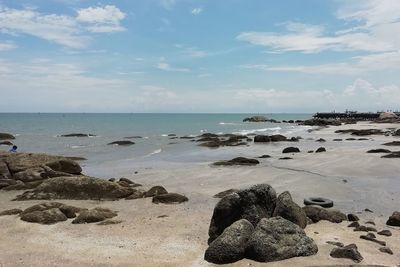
[213,157,260,166]
[382,141,400,146]
[254,134,297,143]
[107,140,135,146]
[0,141,13,146]
[0,133,15,140]
[197,134,249,148]
[367,149,391,153]
[14,176,134,201]
[60,133,96,137]
[381,152,400,158]
[243,116,274,122]
[282,147,300,153]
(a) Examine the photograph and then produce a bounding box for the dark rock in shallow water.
[60,133,95,137]
[124,136,142,139]
[382,141,400,146]
[208,184,277,243]
[258,154,271,158]
[0,133,15,140]
[213,157,260,166]
[0,141,13,146]
[279,157,293,160]
[245,217,318,262]
[0,208,23,216]
[316,138,326,142]
[315,147,326,153]
[107,140,135,146]
[333,139,342,141]
[72,207,117,224]
[282,147,300,153]
[381,152,400,158]
[204,219,254,264]
[367,148,391,153]
[14,176,134,201]
[243,116,269,122]
[330,244,363,263]
[303,206,346,223]
[386,211,400,226]
[152,193,188,204]
[145,186,168,197]
[213,189,238,198]
[378,229,392,236]
[272,191,307,229]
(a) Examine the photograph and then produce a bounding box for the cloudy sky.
[0,0,399,112]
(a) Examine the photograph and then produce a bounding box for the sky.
[0,0,400,113]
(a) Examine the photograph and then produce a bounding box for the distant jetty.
[313,111,399,121]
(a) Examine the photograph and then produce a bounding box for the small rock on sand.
[330,244,363,263]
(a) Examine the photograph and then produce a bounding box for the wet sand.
[0,121,399,266]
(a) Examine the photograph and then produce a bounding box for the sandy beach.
[1,121,400,266]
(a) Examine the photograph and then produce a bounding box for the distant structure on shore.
[313,110,399,121]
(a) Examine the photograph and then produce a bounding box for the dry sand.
[0,122,400,266]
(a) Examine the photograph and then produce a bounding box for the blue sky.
[0,0,399,112]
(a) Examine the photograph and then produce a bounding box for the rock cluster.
[0,152,82,190]
[243,116,279,123]
[335,129,385,136]
[254,134,298,143]
[213,157,260,166]
[197,133,249,148]
[205,184,318,264]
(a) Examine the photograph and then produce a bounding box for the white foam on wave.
[219,122,238,125]
[161,134,168,137]
[146,148,162,157]
[233,127,282,135]
[71,145,87,149]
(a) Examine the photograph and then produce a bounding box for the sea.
[0,113,312,177]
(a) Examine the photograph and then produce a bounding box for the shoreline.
[1,121,400,266]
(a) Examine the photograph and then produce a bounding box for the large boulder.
[245,217,318,262]
[14,176,134,200]
[0,133,15,140]
[204,219,254,264]
[303,206,347,223]
[386,211,400,226]
[72,207,117,224]
[20,208,68,224]
[208,184,277,243]
[273,191,307,229]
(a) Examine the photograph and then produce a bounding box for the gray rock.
[152,193,188,204]
[45,159,82,174]
[379,247,393,255]
[347,213,360,221]
[0,160,11,179]
[386,211,400,226]
[0,133,15,140]
[303,206,347,223]
[315,147,326,153]
[273,191,307,228]
[378,230,392,236]
[245,217,318,262]
[213,189,238,198]
[107,140,135,146]
[282,147,300,153]
[20,208,67,224]
[72,207,117,224]
[0,208,23,216]
[213,157,259,166]
[125,189,146,200]
[204,219,254,264]
[330,244,363,263]
[145,186,168,197]
[208,184,277,243]
[14,176,134,200]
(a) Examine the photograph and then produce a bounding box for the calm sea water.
[0,113,312,177]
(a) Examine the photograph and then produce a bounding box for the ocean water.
[0,113,312,177]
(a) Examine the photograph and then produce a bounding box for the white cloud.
[238,1,400,54]
[191,7,203,15]
[0,5,126,49]
[157,62,189,72]
[77,5,126,33]
[0,41,16,51]
[242,50,400,74]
